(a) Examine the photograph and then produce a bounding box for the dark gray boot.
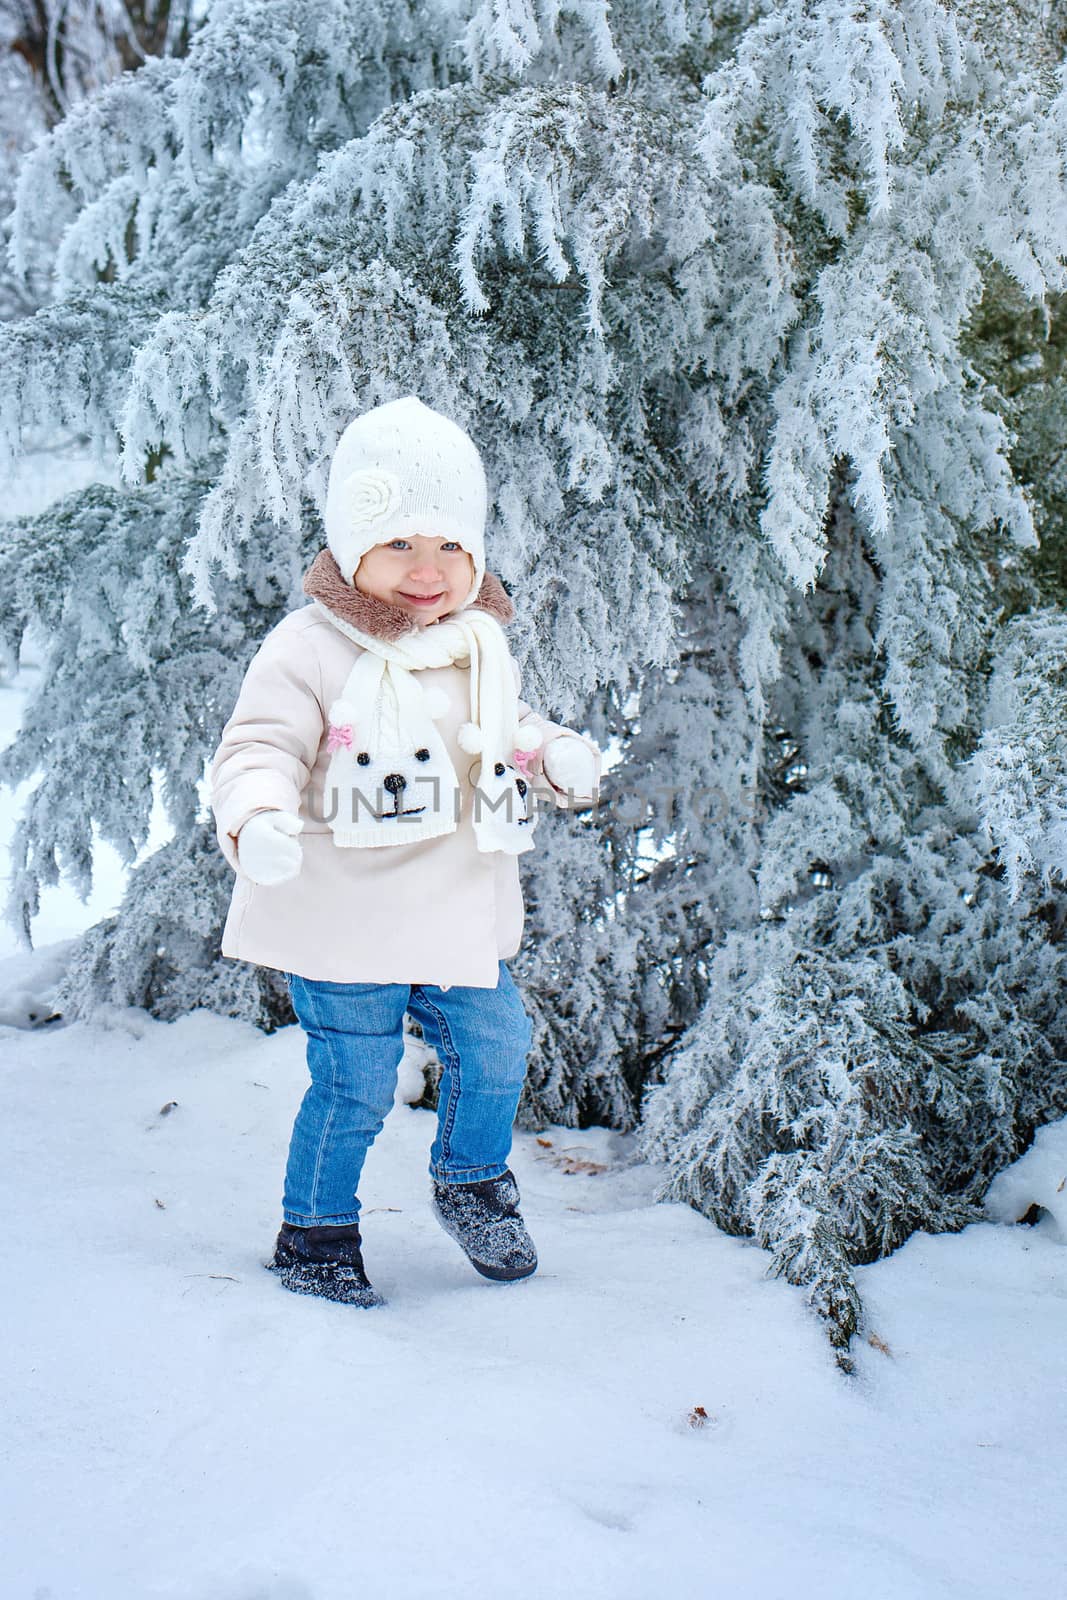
[431,1168,538,1282]
[267,1221,385,1307]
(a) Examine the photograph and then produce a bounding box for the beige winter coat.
[209,551,602,989]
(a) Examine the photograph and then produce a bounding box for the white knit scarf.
[311,601,543,855]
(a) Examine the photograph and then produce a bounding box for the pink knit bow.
[327,723,354,752]
[512,746,537,777]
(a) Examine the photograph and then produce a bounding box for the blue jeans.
[280,961,534,1226]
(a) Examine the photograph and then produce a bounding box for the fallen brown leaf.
[535,1144,608,1175]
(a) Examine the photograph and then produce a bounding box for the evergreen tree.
[2,0,1065,1362]
[1,2,198,315]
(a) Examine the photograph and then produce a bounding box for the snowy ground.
[3,649,1065,1600]
[2,980,1065,1600]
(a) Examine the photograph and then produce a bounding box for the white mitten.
[236,810,304,885]
[542,737,599,798]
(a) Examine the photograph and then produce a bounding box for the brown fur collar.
[302,547,516,642]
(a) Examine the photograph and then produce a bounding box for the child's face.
[353,535,475,626]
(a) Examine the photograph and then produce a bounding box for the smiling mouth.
[400,591,445,604]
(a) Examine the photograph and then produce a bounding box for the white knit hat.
[323,395,488,608]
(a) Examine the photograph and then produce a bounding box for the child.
[210,395,602,1307]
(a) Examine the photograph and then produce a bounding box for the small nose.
[383,773,406,794]
[408,554,445,580]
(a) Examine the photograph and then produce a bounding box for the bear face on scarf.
[304,548,543,855]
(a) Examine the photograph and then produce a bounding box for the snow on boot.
[431,1167,538,1282]
[267,1221,385,1307]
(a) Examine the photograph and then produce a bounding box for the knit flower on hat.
[343,468,400,536]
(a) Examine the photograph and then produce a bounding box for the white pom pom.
[328,699,360,726]
[458,721,484,753]
[514,724,544,752]
[422,686,451,720]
